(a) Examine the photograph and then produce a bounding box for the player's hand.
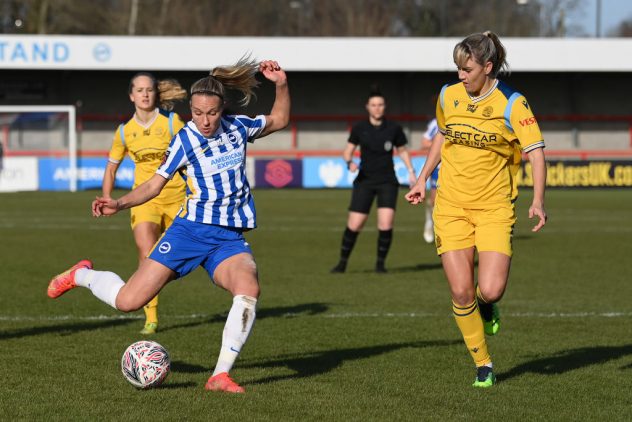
[405,180,426,205]
[259,60,287,85]
[92,196,120,217]
[529,202,547,232]
[348,161,359,173]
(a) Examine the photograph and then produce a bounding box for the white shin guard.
[212,295,257,376]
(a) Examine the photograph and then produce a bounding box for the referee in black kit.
[331,88,417,274]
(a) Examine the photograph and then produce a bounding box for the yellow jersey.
[436,80,544,207]
[108,108,186,205]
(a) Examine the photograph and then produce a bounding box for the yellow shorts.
[433,199,516,257]
[130,200,182,231]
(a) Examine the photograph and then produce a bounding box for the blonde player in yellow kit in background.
[102,73,187,334]
[406,31,547,387]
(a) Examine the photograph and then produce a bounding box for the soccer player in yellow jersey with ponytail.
[406,31,547,387]
[102,73,187,334]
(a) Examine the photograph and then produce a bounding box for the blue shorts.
[428,166,439,190]
[148,217,253,281]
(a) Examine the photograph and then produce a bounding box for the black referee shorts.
[348,181,399,213]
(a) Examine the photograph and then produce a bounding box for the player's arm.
[343,142,358,172]
[93,174,168,217]
[405,132,444,205]
[104,126,127,198]
[508,95,547,232]
[259,60,290,138]
[527,147,547,232]
[396,146,417,186]
[102,161,120,199]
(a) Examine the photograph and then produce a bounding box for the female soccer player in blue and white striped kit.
[48,58,290,394]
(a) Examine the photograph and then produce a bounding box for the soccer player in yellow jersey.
[102,72,187,334]
[406,31,547,387]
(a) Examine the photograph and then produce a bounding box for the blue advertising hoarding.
[38,157,135,191]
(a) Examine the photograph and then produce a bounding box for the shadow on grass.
[170,360,207,374]
[0,318,135,341]
[513,234,533,241]
[500,344,632,381]
[159,382,197,390]
[241,339,460,385]
[384,262,444,273]
[342,262,444,275]
[160,302,331,333]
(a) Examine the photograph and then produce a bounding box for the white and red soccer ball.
[121,340,170,389]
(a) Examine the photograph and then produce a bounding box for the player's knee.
[451,287,475,307]
[478,284,504,303]
[232,276,260,298]
[115,295,143,313]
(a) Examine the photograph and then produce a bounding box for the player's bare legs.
[476,251,510,336]
[205,253,260,393]
[48,257,175,313]
[477,251,511,303]
[442,248,495,386]
[114,260,175,312]
[441,248,476,306]
[347,211,369,232]
[133,222,162,334]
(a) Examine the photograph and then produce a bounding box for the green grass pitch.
[1,188,631,420]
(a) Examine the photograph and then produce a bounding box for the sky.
[570,0,632,36]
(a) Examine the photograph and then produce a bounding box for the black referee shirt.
[349,119,408,184]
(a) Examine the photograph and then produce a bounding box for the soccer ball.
[121,340,171,389]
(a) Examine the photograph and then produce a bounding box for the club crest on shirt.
[384,141,393,152]
[155,127,164,136]
[482,106,493,117]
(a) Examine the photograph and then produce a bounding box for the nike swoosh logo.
[230,347,240,353]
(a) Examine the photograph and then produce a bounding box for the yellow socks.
[453,300,491,367]
[144,295,159,325]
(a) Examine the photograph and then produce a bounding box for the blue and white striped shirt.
[156,114,266,228]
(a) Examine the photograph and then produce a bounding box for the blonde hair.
[453,31,509,78]
[157,79,187,111]
[190,55,260,107]
[129,72,187,111]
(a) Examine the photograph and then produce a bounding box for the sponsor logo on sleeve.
[519,117,537,127]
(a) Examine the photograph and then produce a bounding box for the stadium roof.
[1,35,631,72]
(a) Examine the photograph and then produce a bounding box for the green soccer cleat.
[479,301,500,336]
[140,322,158,335]
[472,366,496,388]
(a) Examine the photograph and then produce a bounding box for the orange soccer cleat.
[205,372,245,393]
[47,259,93,299]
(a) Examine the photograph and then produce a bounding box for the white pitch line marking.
[1,311,631,322]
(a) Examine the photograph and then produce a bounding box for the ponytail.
[191,55,260,107]
[453,31,509,77]
[157,79,187,111]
